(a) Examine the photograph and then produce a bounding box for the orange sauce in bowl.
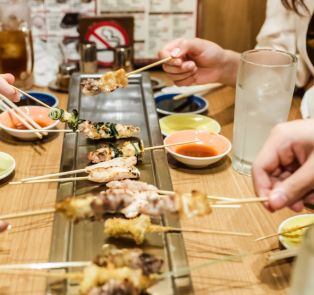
[175,144,219,157]
[13,120,50,130]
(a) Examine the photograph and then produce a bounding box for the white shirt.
[255,0,314,88]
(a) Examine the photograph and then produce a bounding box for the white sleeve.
[255,0,311,88]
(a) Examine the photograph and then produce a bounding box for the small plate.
[155,93,208,115]
[159,113,221,137]
[0,152,15,180]
[278,214,314,249]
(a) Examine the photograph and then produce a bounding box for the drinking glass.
[290,225,314,295]
[232,49,297,176]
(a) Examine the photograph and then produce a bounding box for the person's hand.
[0,220,9,233]
[252,119,314,212]
[158,38,240,87]
[0,74,20,102]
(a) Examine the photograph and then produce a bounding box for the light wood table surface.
[0,72,310,295]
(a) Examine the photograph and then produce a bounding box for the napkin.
[300,85,314,118]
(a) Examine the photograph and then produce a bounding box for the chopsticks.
[11,86,52,109]
[0,98,43,139]
[125,57,172,77]
[173,83,223,100]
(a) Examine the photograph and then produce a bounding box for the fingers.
[162,61,196,74]
[0,220,9,233]
[173,72,197,87]
[268,152,314,211]
[166,67,197,82]
[0,74,20,102]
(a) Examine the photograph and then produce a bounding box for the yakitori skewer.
[0,100,42,139]
[0,253,247,295]
[215,197,269,205]
[254,222,314,242]
[21,139,199,182]
[172,83,223,100]
[105,214,252,245]
[0,94,48,136]
[268,247,300,262]
[48,108,141,139]
[81,57,172,96]
[0,247,163,276]
[11,85,52,109]
[0,188,244,223]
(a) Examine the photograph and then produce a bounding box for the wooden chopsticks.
[0,95,43,139]
[172,83,223,100]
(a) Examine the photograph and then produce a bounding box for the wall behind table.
[198,0,267,53]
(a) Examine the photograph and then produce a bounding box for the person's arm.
[158,38,240,87]
[252,119,314,212]
[0,74,20,102]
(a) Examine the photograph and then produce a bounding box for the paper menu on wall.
[98,0,198,62]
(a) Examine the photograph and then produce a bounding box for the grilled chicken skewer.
[81,69,129,96]
[81,58,172,97]
[11,157,140,185]
[48,108,140,139]
[21,157,138,182]
[94,246,163,277]
[88,141,145,163]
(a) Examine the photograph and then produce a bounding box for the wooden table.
[0,72,309,295]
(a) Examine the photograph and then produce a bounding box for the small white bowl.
[278,214,314,249]
[0,106,59,141]
[164,130,232,168]
[0,152,15,180]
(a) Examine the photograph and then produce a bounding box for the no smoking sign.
[85,22,129,66]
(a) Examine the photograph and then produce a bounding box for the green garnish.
[93,122,105,134]
[131,142,139,157]
[49,108,64,120]
[105,123,119,138]
[110,144,123,157]
[67,109,80,131]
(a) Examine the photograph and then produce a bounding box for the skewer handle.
[268,247,300,261]
[0,100,42,139]
[9,129,79,133]
[0,95,48,136]
[11,86,52,109]
[125,57,172,77]
[215,197,268,205]
[173,83,223,100]
[0,269,83,279]
[145,139,199,151]
[173,228,253,237]
[21,169,86,182]
[0,208,56,220]
[10,177,89,185]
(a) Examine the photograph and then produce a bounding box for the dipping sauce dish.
[164,130,231,168]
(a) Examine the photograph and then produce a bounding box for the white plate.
[0,152,15,180]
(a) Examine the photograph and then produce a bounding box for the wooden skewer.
[11,86,52,109]
[268,247,300,262]
[10,129,79,133]
[173,83,223,100]
[0,208,56,220]
[125,57,172,77]
[254,222,314,242]
[21,169,86,182]
[0,95,48,136]
[0,100,42,139]
[169,227,252,237]
[157,190,237,201]
[145,139,199,151]
[9,177,89,185]
[0,269,83,279]
[215,197,268,206]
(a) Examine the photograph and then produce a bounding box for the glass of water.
[232,49,298,176]
[290,225,314,295]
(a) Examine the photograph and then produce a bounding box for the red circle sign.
[85,22,129,66]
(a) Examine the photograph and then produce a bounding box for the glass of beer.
[232,49,297,176]
[0,22,34,90]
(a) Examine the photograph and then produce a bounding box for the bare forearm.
[219,50,241,87]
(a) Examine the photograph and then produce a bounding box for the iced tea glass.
[232,49,297,176]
